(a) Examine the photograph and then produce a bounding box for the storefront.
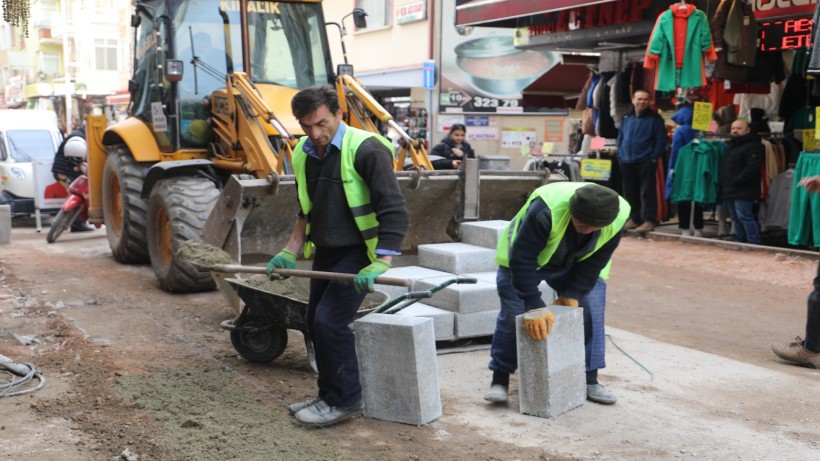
[454,0,820,249]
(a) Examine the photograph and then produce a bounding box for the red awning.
[456,0,617,27]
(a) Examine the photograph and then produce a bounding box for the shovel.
[202,263,412,288]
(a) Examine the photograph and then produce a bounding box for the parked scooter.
[47,137,94,243]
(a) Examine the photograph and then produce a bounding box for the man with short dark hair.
[719,119,763,244]
[268,84,408,425]
[483,182,630,405]
[616,89,668,233]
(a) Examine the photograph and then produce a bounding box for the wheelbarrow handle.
[207,264,411,287]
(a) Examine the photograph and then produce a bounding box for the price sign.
[580,158,612,180]
[815,107,820,141]
[805,129,818,151]
[692,101,713,132]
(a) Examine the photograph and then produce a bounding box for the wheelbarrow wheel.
[230,318,288,363]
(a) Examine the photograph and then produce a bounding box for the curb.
[626,229,820,259]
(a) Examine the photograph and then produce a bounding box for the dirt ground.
[1,219,819,461]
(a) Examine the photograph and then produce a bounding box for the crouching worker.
[483,182,630,405]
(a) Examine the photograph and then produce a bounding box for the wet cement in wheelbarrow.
[242,275,388,310]
[177,241,387,309]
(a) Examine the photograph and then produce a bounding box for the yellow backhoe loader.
[86,0,552,293]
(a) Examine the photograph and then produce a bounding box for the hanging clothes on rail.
[670,139,727,206]
[789,153,820,246]
[644,2,718,92]
[759,168,794,232]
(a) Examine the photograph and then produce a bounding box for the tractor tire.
[146,177,220,293]
[102,146,150,263]
[46,208,80,244]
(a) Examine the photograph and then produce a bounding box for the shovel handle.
[208,264,411,287]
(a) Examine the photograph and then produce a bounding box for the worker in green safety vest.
[483,182,630,405]
[267,84,409,426]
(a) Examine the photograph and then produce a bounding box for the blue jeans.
[723,199,760,244]
[488,266,607,375]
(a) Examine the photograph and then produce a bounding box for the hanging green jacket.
[646,6,715,91]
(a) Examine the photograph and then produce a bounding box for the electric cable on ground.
[605,332,654,381]
[0,353,46,398]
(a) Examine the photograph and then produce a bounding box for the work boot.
[294,399,362,426]
[483,384,509,403]
[772,337,820,368]
[625,219,639,231]
[71,221,94,232]
[586,384,617,404]
[288,396,323,415]
[634,221,655,233]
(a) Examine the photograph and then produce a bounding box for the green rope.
[606,332,654,382]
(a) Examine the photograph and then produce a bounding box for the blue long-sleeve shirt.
[616,109,667,164]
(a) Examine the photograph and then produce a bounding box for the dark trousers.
[307,245,369,407]
[805,260,820,352]
[676,202,704,230]
[619,159,657,224]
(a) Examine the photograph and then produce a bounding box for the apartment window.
[355,0,391,28]
[95,38,118,71]
[40,51,60,76]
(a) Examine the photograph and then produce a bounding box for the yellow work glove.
[554,296,579,308]
[523,308,555,341]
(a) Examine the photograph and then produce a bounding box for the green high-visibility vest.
[496,182,630,280]
[292,125,394,261]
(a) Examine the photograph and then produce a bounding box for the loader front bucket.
[201,164,554,266]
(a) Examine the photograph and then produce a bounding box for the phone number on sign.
[472,97,519,108]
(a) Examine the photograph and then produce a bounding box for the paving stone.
[0,205,10,244]
[418,242,497,274]
[459,220,508,249]
[396,303,455,341]
[414,276,499,314]
[454,309,499,338]
[376,266,453,299]
[516,306,585,419]
[355,314,441,425]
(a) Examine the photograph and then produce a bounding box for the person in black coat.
[430,123,475,169]
[719,120,763,244]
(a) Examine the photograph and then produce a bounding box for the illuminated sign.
[759,16,813,51]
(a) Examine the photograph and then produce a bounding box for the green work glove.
[353,259,391,293]
[266,249,297,280]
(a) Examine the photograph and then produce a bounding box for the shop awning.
[455,0,617,27]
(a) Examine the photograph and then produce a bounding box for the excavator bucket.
[201,160,553,265]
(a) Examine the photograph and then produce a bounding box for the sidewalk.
[435,327,820,460]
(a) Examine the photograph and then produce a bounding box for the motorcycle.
[46,162,91,243]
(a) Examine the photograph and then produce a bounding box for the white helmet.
[64,136,87,159]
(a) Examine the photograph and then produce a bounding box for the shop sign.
[439,0,559,114]
[501,129,537,149]
[692,102,713,132]
[759,16,813,51]
[752,0,817,20]
[396,1,426,25]
[4,75,26,106]
[545,119,564,142]
[525,0,656,37]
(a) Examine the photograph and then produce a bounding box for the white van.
[0,110,63,216]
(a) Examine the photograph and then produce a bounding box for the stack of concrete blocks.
[375,220,555,341]
[0,205,10,244]
[516,305,585,418]
[354,313,441,425]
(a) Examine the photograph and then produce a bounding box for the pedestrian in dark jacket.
[719,119,763,244]
[616,89,667,233]
[430,123,475,169]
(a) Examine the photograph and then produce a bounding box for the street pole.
[61,0,71,133]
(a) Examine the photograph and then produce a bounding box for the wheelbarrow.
[218,272,477,371]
